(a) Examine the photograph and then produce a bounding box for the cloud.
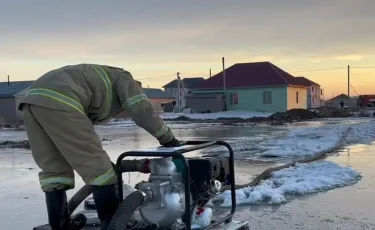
[308,54,365,63]
[1,0,375,68]
[309,58,326,63]
[333,55,364,61]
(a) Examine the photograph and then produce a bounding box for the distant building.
[163,77,205,111]
[188,62,308,113]
[325,94,358,109]
[358,95,375,108]
[142,88,175,112]
[0,80,33,122]
[295,76,322,109]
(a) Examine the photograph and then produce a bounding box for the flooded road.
[0,117,374,229]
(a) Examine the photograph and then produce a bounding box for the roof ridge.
[268,62,289,84]
[236,61,269,65]
[295,76,320,86]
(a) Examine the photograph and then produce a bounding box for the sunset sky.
[1,0,374,99]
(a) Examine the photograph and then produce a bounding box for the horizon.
[1,0,374,98]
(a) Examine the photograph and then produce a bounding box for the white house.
[163,77,205,111]
[295,76,322,109]
[325,94,358,109]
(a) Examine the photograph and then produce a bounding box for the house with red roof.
[295,76,322,109]
[186,62,309,113]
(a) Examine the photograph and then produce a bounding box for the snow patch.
[346,120,375,145]
[259,119,375,157]
[211,161,361,206]
[259,124,350,157]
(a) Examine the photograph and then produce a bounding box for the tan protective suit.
[20,64,175,192]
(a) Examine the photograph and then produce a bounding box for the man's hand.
[161,138,181,147]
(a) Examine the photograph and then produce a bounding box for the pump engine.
[134,155,230,228]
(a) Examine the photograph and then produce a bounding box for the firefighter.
[19,64,180,230]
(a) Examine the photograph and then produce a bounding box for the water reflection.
[1,118,375,229]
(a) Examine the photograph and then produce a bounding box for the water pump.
[133,155,229,228]
[33,141,249,230]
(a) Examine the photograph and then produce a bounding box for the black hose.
[107,191,145,230]
[67,185,92,214]
[66,160,146,214]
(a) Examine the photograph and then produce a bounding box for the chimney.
[7,75,9,86]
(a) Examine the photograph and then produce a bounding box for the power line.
[180,72,209,76]
[350,84,360,96]
[134,65,375,81]
[291,67,346,73]
[136,74,175,80]
[351,67,375,69]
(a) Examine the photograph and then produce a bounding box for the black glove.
[161,138,181,147]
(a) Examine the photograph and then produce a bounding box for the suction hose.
[67,184,93,214]
[67,159,148,214]
[107,191,146,230]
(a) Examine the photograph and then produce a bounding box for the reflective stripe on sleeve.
[89,168,116,186]
[123,93,148,109]
[154,124,170,138]
[26,88,84,114]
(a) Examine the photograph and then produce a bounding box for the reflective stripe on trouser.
[90,64,113,119]
[40,177,75,191]
[23,104,116,191]
[90,168,116,186]
[26,88,85,114]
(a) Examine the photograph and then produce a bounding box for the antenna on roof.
[7,75,9,86]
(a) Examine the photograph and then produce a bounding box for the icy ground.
[259,118,375,157]
[211,161,361,206]
[209,118,375,206]
[160,110,272,119]
[1,116,375,229]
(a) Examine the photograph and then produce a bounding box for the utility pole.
[7,75,10,86]
[347,65,350,110]
[222,57,227,111]
[177,72,180,112]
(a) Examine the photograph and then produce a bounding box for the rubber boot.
[91,184,119,230]
[45,189,87,230]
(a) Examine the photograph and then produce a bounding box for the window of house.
[296,91,299,104]
[263,91,272,104]
[230,92,238,104]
